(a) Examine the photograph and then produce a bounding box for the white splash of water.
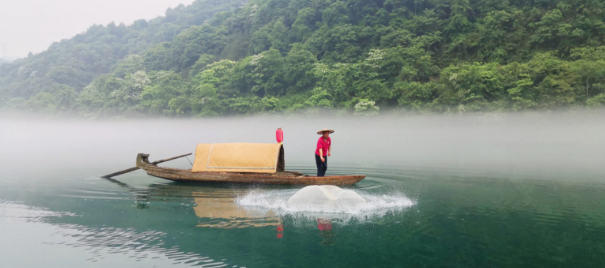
[235,187,414,223]
[287,185,367,212]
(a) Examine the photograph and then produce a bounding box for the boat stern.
[136,153,151,168]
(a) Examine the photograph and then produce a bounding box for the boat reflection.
[102,178,339,241]
[191,189,281,229]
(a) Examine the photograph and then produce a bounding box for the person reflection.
[317,218,336,245]
[276,224,284,238]
[276,217,284,238]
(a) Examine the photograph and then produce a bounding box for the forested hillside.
[2,0,605,117]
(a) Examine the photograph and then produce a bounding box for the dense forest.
[1,0,605,117]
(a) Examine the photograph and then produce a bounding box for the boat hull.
[136,153,365,185]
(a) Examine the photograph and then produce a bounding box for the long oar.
[101,153,192,178]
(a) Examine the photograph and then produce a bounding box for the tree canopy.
[2,0,605,117]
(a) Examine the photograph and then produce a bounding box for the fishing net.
[287,185,366,212]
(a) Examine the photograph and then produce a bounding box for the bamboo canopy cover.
[192,143,284,174]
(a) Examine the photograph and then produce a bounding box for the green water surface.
[1,164,604,268]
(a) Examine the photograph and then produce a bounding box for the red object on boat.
[276,128,283,143]
[276,224,284,232]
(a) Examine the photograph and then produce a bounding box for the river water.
[1,113,605,268]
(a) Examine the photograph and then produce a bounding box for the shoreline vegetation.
[2,0,605,118]
[1,107,602,123]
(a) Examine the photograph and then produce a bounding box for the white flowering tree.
[124,70,150,103]
[354,99,380,116]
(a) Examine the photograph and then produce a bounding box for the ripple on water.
[0,200,244,267]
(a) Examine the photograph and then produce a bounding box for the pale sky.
[0,0,196,58]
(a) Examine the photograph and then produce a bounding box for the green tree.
[570,60,605,99]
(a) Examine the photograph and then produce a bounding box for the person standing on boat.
[315,128,333,177]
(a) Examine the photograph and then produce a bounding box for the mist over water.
[2,111,605,176]
[2,111,605,268]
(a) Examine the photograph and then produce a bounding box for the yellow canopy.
[192,143,284,173]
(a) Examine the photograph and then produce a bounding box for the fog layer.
[2,111,605,178]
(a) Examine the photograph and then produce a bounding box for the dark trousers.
[315,154,328,177]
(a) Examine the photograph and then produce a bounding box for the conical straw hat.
[317,128,335,135]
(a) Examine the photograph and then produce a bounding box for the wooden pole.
[101,153,192,178]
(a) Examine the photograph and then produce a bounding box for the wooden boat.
[135,143,365,185]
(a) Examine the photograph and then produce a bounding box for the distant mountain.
[0,0,246,113]
[1,0,605,117]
